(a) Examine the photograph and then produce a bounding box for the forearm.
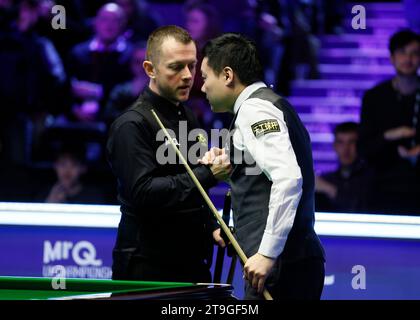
[131,165,217,210]
[258,176,302,259]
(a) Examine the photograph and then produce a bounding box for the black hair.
[202,33,264,86]
[333,122,359,137]
[54,143,86,164]
[389,29,420,55]
[184,1,221,41]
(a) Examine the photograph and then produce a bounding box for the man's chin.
[397,69,418,77]
[178,93,190,102]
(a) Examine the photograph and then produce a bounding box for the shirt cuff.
[258,232,287,259]
[208,216,220,232]
[193,165,218,189]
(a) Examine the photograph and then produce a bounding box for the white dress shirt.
[232,82,303,258]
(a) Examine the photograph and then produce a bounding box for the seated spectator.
[359,29,420,214]
[315,122,373,213]
[103,42,148,124]
[66,2,132,123]
[274,0,321,95]
[37,144,107,204]
[0,0,67,165]
[116,0,162,43]
[34,0,93,59]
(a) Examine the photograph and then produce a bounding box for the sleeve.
[235,98,303,258]
[108,120,218,213]
[359,90,390,162]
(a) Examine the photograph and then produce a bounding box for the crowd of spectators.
[1,0,418,215]
[315,29,420,215]
[1,0,333,205]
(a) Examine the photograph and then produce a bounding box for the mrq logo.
[42,240,112,279]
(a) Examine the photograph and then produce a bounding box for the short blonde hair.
[146,25,194,64]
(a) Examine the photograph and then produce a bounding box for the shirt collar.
[141,86,186,118]
[233,81,267,114]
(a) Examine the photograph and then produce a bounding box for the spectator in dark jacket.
[67,2,132,122]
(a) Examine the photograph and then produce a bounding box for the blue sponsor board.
[0,225,113,279]
[0,202,420,299]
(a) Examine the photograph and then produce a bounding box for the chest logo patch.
[251,119,281,138]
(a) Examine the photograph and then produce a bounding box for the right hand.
[72,80,103,100]
[212,228,226,248]
[198,147,224,165]
[398,145,420,159]
[209,152,232,181]
[315,176,337,200]
[384,126,416,141]
[73,100,99,122]
[46,183,67,203]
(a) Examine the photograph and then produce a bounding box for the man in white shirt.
[199,33,325,300]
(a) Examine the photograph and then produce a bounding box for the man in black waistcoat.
[107,26,231,283]
[200,33,325,299]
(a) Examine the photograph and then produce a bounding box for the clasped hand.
[198,147,232,181]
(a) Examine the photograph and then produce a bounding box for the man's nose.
[201,83,206,93]
[182,65,193,80]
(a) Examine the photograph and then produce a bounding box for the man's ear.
[223,67,234,86]
[143,60,155,79]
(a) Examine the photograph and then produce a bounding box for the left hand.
[198,147,224,165]
[398,145,420,159]
[73,100,99,122]
[212,228,226,248]
[243,253,275,294]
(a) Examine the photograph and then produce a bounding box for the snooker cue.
[151,109,273,301]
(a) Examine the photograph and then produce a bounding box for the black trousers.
[114,254,212,284]
[245,257,325,300]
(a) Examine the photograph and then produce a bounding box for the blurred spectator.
[103,42,148,124]
[205,0,255,38]
[403,0,420,34]
[184,1,232,131]
[185,0,220,50]
[35,0,93,59]
[0,0,66,165]
[36,144,107,204]
[359,29,420,214]
[256,0,320,96]
[315,122,373,213]
[0,0,16,28]
[66,2,132,123]
[116,0,162,42]
[254,0,284,87]
[322,0,345,35]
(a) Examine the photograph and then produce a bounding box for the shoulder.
[109,101,151,135]
[237,96,286,127]
[363,79,393,99]
[70,40,90,57]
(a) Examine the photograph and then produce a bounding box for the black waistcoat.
[228,87,325,262]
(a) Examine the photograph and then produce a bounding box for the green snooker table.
[0,276,235,300]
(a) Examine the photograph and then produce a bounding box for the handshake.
[199,147,232,181]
